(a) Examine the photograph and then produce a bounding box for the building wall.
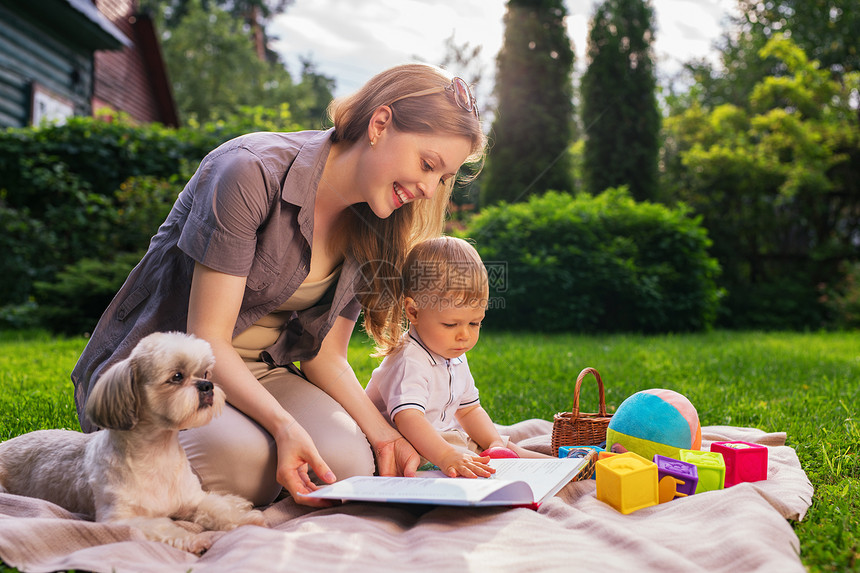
[93,0,176,125]
[0,4,93,127]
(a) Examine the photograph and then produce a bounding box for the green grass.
[1,329,858,571]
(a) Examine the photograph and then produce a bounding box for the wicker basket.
[551,367,612,456]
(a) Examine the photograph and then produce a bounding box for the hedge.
[463,189,721,333]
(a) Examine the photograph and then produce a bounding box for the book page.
[308,457,587,506]
[306,475,534,506]
[486,458,587,502]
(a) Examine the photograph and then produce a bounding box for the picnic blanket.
[0,421,813,572]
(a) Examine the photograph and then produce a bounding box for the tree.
[289,57,337,129]
[580,0,660,201]
[676,0,860,115]
[481,0,575,206]
[155,0,332,126]
[678,30,775,112]
[440,31,485,90]
[141,0,294,62]
[736,0,860,76]
[662,36,860,328]
[438,32,487,210]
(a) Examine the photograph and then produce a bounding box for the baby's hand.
[439,451,496,478]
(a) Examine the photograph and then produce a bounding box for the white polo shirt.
[366,329,481,432]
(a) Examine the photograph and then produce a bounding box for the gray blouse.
[72,128,363,432]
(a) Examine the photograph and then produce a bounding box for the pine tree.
[581,0,659,201]
[481,0,574,206]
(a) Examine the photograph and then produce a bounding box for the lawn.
[1,328,858,571]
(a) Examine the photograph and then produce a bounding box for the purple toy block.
[653,454,699,500]
[710,441,768,487]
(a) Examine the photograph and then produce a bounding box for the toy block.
[710,441,768,487]
[679,450,725,493]
[595,452,659,514]
[559,445,604,480]
[559,445,603,458]
[653,454,698,502]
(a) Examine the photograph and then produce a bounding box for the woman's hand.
[272,420,337,507]
[437,450,495,479]
[303,316,423,479]
[188,264,337,507]
[372,434,421,478]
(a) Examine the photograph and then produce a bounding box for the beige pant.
[178,361,375,507]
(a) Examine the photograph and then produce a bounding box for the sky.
[270,0,739,101]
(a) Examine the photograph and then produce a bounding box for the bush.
[32,252,144,336]
[820,261,860,330]
[0,107,301,314]
[0,205,55,305]
[0,118,193,308]
[718,277,826,330]
[463,189,721,333]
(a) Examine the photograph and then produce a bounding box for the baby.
[366,236,546,478]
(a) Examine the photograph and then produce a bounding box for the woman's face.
[362,128,472,219]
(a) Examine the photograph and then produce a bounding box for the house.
[0,0,178,128]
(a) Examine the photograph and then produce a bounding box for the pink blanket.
[0,422,813,572]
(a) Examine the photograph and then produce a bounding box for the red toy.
[710,441,768,487]
[480,447,519,459]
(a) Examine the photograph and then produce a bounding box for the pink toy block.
[653,454,698,502]
[710,441,768,487]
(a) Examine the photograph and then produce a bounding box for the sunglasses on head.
[389,77,480,120]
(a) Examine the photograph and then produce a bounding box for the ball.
[606,389,701,461]
[480,447,519,459]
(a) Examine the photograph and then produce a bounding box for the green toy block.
[679,449,725,493]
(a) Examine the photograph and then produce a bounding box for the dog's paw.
[172,533,213,555]
[122,516,215,555]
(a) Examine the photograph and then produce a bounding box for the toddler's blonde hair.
[376,236,488,356]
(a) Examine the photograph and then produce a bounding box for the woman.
[71,63,486,507]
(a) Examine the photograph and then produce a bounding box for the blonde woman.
[72,64,486,507]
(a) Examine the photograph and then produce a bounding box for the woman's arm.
[187,262,335,506]
[301,315,421,478]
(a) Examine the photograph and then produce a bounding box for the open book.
[306,457,588,507]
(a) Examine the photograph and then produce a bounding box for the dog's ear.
[85,357,140,430]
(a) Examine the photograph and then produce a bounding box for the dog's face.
[86,332,225,431]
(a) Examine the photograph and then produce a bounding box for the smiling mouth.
[394,183,414,206]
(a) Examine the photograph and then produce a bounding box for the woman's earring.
[370,137,376,148]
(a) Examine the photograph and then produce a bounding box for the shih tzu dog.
[0,331,265,554]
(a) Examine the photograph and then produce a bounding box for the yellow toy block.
[595,452,659,514]
[679,449,725,493]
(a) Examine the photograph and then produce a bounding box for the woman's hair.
[327,63,487,353]
[376,236,489,357]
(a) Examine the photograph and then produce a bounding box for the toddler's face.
[406,297,485,360]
